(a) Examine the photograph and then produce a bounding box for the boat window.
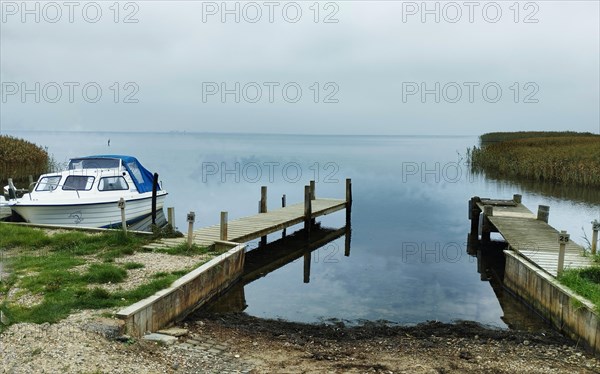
[69,158,120,170]
[126,161,144,185]
[62,176,94,191]
[98,176,129,191]
[35,176,61,191]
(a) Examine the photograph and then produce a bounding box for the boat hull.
[10,193,167,228]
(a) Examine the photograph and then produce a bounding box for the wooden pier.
[469,195,593,277]
[147,180,351,250]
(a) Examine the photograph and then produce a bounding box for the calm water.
[5,131,600,328]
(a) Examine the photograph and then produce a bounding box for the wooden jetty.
[147,180,351,250]
[469,195,593,277]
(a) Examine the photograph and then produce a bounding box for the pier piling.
[220,211,228,241]
[282,194,287,238]
[187,212,195,248]
[537,205,550,223]
[481,205,493,243]
[167,207,175,228]
[557,230,569,276]
[592,220,599,255]
[304,185,312,234]
[118,198,127,236]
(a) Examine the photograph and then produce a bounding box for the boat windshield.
[69,158,120,170]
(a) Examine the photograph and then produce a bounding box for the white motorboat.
[4,155,167,228]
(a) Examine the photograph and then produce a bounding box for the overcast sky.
[1,1,598,135]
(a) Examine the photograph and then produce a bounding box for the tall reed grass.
[469,132,600,187]
[0,135,49,184]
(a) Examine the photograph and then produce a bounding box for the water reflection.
[471,170,600,206]
[466,238,551,332]
[200,224,349,315]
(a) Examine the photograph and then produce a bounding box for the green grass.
[85,264,127,284]
[558,267,600,312]
[0,223,207,331]
[122,262,144,270]
[469,132,600,187]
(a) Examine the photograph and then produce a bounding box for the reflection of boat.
[4,155,167,228]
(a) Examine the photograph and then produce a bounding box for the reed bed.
[0,135,49,184]
[469,132,600,187]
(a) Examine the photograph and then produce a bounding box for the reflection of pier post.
[303,253,311,283]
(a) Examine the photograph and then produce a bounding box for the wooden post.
[303,252,311,283]
[118,198,127,235]
[592,220,599,255]
[310,180,316,200]
[28,175,34,192]
[481,205,493,243]
[469,196,481,240]
[187,212,196,249]
[304,185,312,234]
[346,178,352,206]
[260,186,267,213]
[513,194,522,204]
[220,211,228,241]
[557,230,569,276]
[537,205,550,223]
[282,194,287,238]
[151,173,159,225]
[167,207,175,228]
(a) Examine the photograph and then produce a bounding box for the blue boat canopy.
[69,155,160,193]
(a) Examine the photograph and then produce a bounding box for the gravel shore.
[2,310,599,374]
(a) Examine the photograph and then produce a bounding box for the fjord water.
[6,131,599,328]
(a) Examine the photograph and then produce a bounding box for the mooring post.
[469,196,481,240]
[513,194,522,204]
[187,212,195,249]
[260,186,267,213]
[282,194,287,238]
[220,211,228,241]
[167,207,175,228]
[303,252,311,283]
[481,205,493,243]
[346,178,352,206]
[28,175,34,192]
[118,198,127,236]
[537,205,550,223]
[304,185,312,234]
[557,230,569,276]
[592,220,599,255]
[310,180,316,200]
[151,173,159,225]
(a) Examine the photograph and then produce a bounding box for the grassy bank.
[469,131,600,187]
[0,135,50,185]
[0,224,213,332]
[558,265,600,312]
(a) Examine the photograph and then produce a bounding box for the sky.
[0,0,599,135]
